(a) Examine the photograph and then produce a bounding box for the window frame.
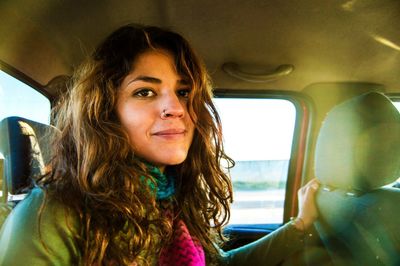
[213,89,313,231]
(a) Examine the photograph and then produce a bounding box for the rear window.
[213,98,296,225]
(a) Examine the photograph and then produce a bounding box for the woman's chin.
[144,152,188,167]
[161,157,187,166]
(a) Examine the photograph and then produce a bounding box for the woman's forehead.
[130,49,190,80]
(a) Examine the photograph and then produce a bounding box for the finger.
[311,181,320,190]
[305,178,320,191]
[306,178,320,186]
[299,181,319,200]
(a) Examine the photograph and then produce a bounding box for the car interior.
[1,0,399,265]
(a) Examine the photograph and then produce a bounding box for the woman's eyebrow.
[179,79,190,85]
[127,75,189,85]
[129,75,161,84]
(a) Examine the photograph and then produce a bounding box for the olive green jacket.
[0,188,305,265]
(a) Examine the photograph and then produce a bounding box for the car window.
[0,70,51,200]
[0,70,50,125]
[213,98,296,225]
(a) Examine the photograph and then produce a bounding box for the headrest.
[0,116,53,195]
[315,92,400,192]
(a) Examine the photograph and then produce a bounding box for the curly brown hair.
[39,24,233,265]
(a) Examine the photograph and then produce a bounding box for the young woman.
[0,24,319,265]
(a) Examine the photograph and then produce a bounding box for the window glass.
[0,70,50,124]
[213,98,296,225]
[392,101,400,112]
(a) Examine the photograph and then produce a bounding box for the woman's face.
[116,50,195,171]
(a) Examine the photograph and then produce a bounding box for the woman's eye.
[133,88,155,98]
[178,88,191,98]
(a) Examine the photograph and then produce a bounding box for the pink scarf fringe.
[159,219,206,266]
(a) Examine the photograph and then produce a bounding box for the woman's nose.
[160,94,185,119]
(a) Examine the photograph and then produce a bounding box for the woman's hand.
[293,178,320,231]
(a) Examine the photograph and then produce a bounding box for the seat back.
[0,116,54,203]
[314,92,400,265]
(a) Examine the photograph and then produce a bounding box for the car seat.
[314,92,400,266]
[0,116,54,226]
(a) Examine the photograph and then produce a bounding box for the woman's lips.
[152,128,186,139]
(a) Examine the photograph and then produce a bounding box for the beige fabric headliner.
[0,0,399,96]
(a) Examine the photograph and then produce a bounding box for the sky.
[214,98,296,161]
[0,70,50,125]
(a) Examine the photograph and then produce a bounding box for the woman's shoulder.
[0,186,82,265]
[9,186,78,228]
